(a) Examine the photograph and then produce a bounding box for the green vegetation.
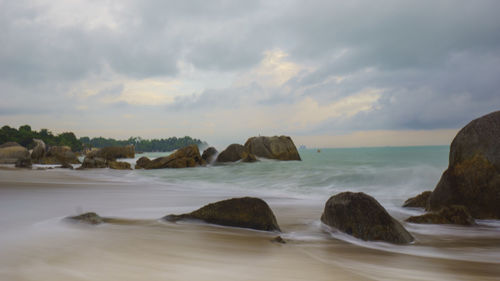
[0,125,207,152]
[80,136,207,152]
[0,125,82,152]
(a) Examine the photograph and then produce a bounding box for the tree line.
[0,125,207,152]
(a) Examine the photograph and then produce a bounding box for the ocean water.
[1,146,500,280]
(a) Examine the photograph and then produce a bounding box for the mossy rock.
[164,197,281,232]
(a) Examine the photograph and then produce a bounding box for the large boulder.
[427,111,500,219]
[244,136,301,161]
[89,145,135,161]
[145,145,205,169]
[216,144,256,163]
[79,157,107,169]
[201,147,218,164]
[406,205,475,226]
[31,139,46,162]
[321,192,414,244]
[403,191,432,208]
[40,146,80,164]
[135,156,151,169]
[108,161,132,170]
[164,197,281,232]
[0,145,30,164]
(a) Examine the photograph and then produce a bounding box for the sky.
[1,0,500,148]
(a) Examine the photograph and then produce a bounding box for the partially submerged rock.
[244,136,301,161]
[321,192,414,244]
[0,145,30,164]
[271,236,286,244]
[89,145,135,161]
[79,157,107,169]
[216,144,255,163]
[427,111,500,219]
[135,156,151,169]
[145,145,205,169]
[108,161,132,170]
[403,191,432,208]
[164,197,281,232]
[406,205,475,226]
[67,212,104,225]
[57,162,74,169]
[201,147,218,164]
[41,146,80,164]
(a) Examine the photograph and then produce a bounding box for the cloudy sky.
[1,0,500,148]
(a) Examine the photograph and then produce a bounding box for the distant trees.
[0,124,207,152]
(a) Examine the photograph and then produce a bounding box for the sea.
[1,146,500,280]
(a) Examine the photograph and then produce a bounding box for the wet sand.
[1,169,499,281]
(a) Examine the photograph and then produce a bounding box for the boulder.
[406,205,475,226]
[67,212,103,225]
[321,192,414,244]
[201,147,218,163]
[79,157,107,169]
[427,111,500,219]
[0,142,21,148]
[135,156,151,169]
[403,191,432,208]
[31,139,46,162]
[145,145,205,169]
[89,145,135,161]
[41,146,80,164]
[0,145,30,164]
[216,144,255,163]
[15,158,32,168]
[244,136,301,161]
[164,197,281,232]
[108,161,132,170]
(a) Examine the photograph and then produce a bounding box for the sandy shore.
[1,169,499,281]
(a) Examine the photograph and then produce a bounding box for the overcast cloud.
[1,0,500,147]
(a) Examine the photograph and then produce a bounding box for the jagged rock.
[406,205,475,226]
[108,161,132,170]
[216,144,255,163]
[403,191,432,208]
[88,145,135,161]
[428,111,500,219]
[67,212,103,225]
[321,192,414,244]
[0,145,30,164]
[145,145,205,169]
[201,147,218,163]
[244,136,301,161]
[164,197,281,232]
[31,139,46,162]
[40,146,80,164]
[135,156,151,169]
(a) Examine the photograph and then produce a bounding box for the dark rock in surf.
[145,145,205,169]
[244,136,301,161]
[427,111,500,219]
[216,144,255,163]
[406,205,475,226]
[201,147,218,163]
[321,192,414,244]
[164,197,281,232]
[67,212,103,225]
[135,156,152,169]
[79,156,107,169]
[108,161,132,170]
[403,191,432,208]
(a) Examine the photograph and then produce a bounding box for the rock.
[201,147,218,163]
[67,212,103,225]
[15,158,32,168]
[321,192,414,244]
[427,111,500,219]
[41,146,80,164]
[0,142,21,148]
[216,144,255,163]
[135,156,151,169]
[164,197,281,232]
[79,157,107,169]
[241,153,258,163]
[244,136,301,161]
[31,139,46,162]
[403,191,432,208]
[0,145,30,164]
[57,162,74,169]
[271,236,286,244]
[89,145,135,161]
[145,145,205,169]
[406,205,475,226]
[108,161,132,170]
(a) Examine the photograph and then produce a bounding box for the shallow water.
[1,146,499,280]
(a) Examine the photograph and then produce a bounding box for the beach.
[1,151,500,281]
